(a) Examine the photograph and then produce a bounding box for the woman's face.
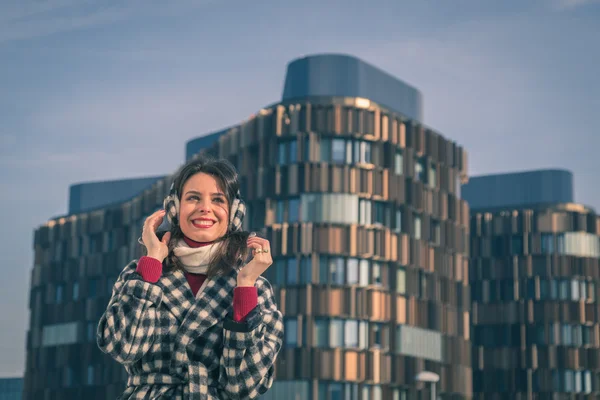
[179,172,229,242]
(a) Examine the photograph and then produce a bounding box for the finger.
[247,238,270,251]
[144,209,165,229]
[161,231,171,245]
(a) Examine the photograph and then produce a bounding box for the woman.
[97,157,284,399]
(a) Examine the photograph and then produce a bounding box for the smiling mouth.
[191,219,216,228]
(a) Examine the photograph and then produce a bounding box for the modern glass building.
[465,170,600,398]
[24,54,470,399]
[0,378,23,400]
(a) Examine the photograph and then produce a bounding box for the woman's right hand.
[141,209,171,263]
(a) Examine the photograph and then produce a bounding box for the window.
[289,140,297,164]
[88,278,99,298]
[359,260,369,286]
[428,164,437,189]
[42,322,79,347]
[330,319,344,347]
[359,199,372,225]
[415,159,425,182]
[65,367,74,387]
[571,280,580,301]
[511,236,523,255]
[55,284,64,304]
[87,321,96,342]
[300,257,312,284]
[72,282,79,301]
[329,383,343,400]
[541,234,554,254]
[288,198,300,222]
[373,324,384,348]
[347,258,359,284]
[359,321,369,349]
[394,151,403,175]
[329,258,345,285]
[430,219,440,246]
[285,319,298,347]
[414,214,421,240]
[315,319,328,347]
[287,258,298,285]
[85,365,94,385]
[396,268,406,294]
[301,193,359,224]
[396,324,443,362]
[106,277,116,296]
[372,263,382,287]
[320,138,331,162]
[332,138,345,163]
[278,143,286,165]
[344,320,358,348]
[276,201,285,223]
[394,210,402,233]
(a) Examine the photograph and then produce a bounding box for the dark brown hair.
[165,155,250,277]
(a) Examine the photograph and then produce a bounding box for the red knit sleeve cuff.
[136,256,163,283]
[233,287,258,322]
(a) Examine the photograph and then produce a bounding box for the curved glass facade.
[470,205,600,398]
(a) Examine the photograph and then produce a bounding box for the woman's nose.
[197,199,211,212]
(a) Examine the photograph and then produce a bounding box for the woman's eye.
[187,195,199,201]
[213,197,225,203]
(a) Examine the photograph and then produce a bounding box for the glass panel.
[278,143,287,165]
[572,280,580,301]
[428,164,437,189]
[319,257,329,284]
[87,365,94,385]
[88,279,98,298]
[332,139,345,163]
[300,257,312,284]
[285,319,298,347]
[414,214,421,240]
[276,201,285,223]
[288,198,300,222]
[330,258,345,285]
[394,152,403,175]
[315,319,328,347]
[289,140,297,164]
[394,210,402,233]
[397,268,406,294]
[320,138,331,162]
[344,320,359,348]
[330,319,344,347]
[55,284,64,304]
[359,321,369,349]
[359,260,369,286]
[559,280,569,300]
[330,383,343,400]
[72,282,79,301]
[287,258,298,285]
[347,258,359,284]
[372,263,382,287]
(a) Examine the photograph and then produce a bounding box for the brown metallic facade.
[470,203,600,399]
[24,96,470,399]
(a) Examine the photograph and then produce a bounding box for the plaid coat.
[97,260,284,399]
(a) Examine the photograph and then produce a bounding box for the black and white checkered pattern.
[97,261,284,399]
[163,184,246,233]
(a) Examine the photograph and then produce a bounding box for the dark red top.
[136,236,258,322]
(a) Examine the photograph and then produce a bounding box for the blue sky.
[1,0,598,376]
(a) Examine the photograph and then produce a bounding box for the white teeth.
[193,220,214,227]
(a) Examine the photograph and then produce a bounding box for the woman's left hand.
[238,234,273,287]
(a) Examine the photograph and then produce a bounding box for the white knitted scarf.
[172,239,222,274]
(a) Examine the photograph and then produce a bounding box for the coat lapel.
[171,270,237,375]
[156,268,196,323]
